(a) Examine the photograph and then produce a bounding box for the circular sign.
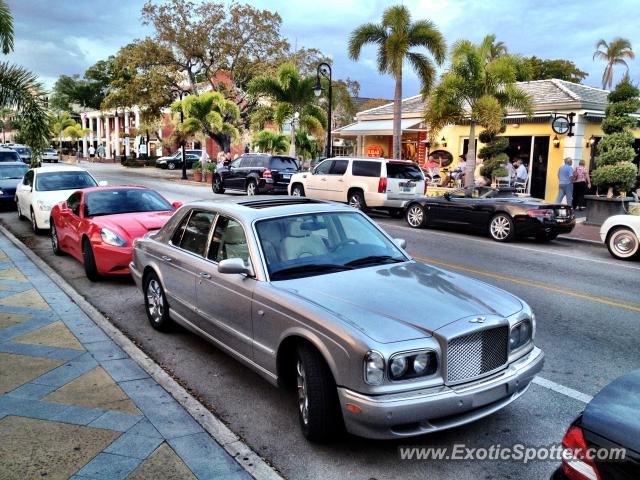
[366,145,383,157]
[552,116,570,135]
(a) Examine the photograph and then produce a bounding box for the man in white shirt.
[88,145,96,158]
[515,159,528,182]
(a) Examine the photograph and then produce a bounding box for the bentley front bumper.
[337,346,544,439]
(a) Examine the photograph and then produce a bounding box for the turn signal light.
[378,177,387,193]
[526,209,553,217]
[345,403,362,414]
[263,169,272,178]
[561,425,601,480]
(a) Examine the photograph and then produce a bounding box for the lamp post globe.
[315,62,333,158]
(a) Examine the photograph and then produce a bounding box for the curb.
[0,224,283,480]
[556,235,602,245]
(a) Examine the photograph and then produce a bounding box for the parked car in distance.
[404,186,576,242]
[50,186,181,281]
[552,369,640,480]
[155,149,208,170]
[0,147,23,163]
[130,197,543,441]
[10,144,32,164]
[42,148,60,163]
[15,165,105,233]
[213,153,299,195]
[0,162,29,206]
[599,214,639,260]
[288,157,426,218]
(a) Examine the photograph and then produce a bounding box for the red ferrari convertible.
[50,186,182,281]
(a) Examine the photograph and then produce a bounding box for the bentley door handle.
[161,255,173,262]
[199,272,211,279]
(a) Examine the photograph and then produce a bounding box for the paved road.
[3,162,639,479]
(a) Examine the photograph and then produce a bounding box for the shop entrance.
[505,136,550,198]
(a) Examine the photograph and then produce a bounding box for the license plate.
[282,174,291,179]
[558,209,566,216]
[401,187,414,193]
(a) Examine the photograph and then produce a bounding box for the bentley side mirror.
[171,201,183,210]
[393,238,407,249]
[218,258,254,277]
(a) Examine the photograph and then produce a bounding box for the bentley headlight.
[100,228,128,247]
[389,350,437,381]
[509,319,533,351]
[364,350,385,385]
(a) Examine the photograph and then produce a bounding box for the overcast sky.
[6,0,640,99]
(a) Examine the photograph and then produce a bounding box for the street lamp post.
[179,91,187,180]
[313,62,333,158]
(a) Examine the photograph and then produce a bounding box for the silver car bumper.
[129,262,143,290]
[337,346,544,439]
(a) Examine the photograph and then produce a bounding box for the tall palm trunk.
[289,120,296,158]
[465,121,477,187]
[393,71,402,159]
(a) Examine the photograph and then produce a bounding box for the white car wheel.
[607,228,639,259]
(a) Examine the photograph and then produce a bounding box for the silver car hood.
[273,261,523,344]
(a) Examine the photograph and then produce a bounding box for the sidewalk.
[0,231,251,480]
[558,219,602,243]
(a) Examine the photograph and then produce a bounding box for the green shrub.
[192,160,201,171]
[591,162,638,191]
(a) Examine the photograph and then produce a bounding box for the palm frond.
[348,23,387,61]
[407,52,436,94]
[407,20,446,64]
[0,0,14,54]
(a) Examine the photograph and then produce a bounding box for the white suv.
[288,157,425,217]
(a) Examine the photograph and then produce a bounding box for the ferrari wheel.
[82,238,100,282]
[50,221,63,256]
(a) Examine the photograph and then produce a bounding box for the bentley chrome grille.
[446,326,508,383]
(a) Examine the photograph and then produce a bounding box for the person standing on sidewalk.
[88,144,95,159]
[572,159,591,210]
[556,157,575,205]
[96,143,105,160]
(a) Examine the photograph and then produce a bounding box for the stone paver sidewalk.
[0,232,250,480]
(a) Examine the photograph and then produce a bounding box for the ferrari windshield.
[255,211,407,280]
[85,188,172,217]
[0,164,28,179]
[35,171,97,191]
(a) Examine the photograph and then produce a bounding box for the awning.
[333,118,424,136]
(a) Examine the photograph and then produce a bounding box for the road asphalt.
[2,161,638,480]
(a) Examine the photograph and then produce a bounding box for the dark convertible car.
[404,186,575,242]
[552,370,640,480]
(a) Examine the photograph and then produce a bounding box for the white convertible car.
[600,214,640,260]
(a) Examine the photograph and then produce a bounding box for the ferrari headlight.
[36,200,51,211]
[509,319,533,351]
[100,228,128,247]
[389,350,437,381]
[364,350,385,385]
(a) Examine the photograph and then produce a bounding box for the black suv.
[213,153,299,195]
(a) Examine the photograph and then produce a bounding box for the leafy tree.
[295,130,320,162]
[591,80,639,194]
[63,123,91,154]
[50,58,115,112]
[478,128,510,179]
[252,130,289,154]
[523,56,587,83]
[171,91,240,174]
[425,35,532,187]
[349,5,446,159]
[0,0,50,163]
[593,38,635,90]
[248,63,326,157]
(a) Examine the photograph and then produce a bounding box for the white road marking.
[533,376,593,404]
[378,220,640,272]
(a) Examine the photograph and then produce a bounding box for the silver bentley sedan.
[130,197,544,441]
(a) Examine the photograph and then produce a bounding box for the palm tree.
[484,34,507,61]
[425,35,532,187]
[0,1,50,162]
[51,112,76,154]
[593,38,635,90]
[171,91,240,178]
[63,123,91,156]
[248,63,326,158]
[348,5,446,159]
[253,130,289,154]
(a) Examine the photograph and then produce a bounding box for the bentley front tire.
[296,344,341,442]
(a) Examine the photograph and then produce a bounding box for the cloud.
[5,0,640,98]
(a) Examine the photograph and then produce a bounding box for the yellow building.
[334,79,640,202]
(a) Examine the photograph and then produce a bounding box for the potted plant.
[204,162,216,183]
[586,80,640,225]
[192,161,202,182]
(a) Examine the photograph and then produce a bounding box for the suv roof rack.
[238,197,326,209]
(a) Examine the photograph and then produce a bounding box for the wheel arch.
[346,186,365,202]
[276,333,339,389]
